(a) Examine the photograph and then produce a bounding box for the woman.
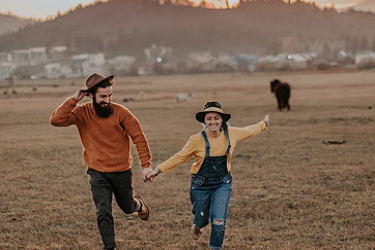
[146,101,269,250]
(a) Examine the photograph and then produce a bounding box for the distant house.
[186,51,217,72]
[258,53,289,70]
[11,49,30,66]
[0,52,11,64]
[11,47,47,66]
[49,46,68,62]
[258,52,316,71]
[355,50,375,66]
[107,56,136,75]
[44,63,72,79]
[287,54,308,70]
[0,63,12,81]
[29,47,47,65]
[50,46,67,53]
[232,54,258,72]
[71,53,106,77]
[214,54,237,72]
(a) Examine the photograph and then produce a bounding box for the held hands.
[263,115,270,127]
[142,167,153,183]
[144,168,161,183]
[74,88,88,101]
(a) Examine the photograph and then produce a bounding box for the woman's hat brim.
[196,111,231,123]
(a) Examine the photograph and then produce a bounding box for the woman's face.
[204,112,223,132]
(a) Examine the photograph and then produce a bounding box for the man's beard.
[92,97,113,118]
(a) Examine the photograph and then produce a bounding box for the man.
[50,73,151,250]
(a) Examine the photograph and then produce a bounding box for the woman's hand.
[263,115,270,127]
[145,168,161,182]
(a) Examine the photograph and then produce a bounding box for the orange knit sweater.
[50,97,152,173]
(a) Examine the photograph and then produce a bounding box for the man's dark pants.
[87,168,139,249]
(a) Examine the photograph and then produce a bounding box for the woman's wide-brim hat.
[85,73,114,92]
[196,101,231,123]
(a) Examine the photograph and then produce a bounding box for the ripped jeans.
[190,174,232,250]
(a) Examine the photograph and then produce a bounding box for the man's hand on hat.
[74,88,88,101]
[263,115,270,127]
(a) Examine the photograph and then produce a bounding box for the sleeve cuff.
[141,163,152,168]
[260,121,267,131]
[157,166,165,173]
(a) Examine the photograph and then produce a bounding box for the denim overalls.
[190,129,233,250]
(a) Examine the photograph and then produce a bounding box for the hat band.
[203,107,225,113]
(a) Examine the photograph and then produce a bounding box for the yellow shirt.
[157,121,267,174]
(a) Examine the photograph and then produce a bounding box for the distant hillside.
[0,0,375,58]
[0,14,34,35]
[341,0,375,13]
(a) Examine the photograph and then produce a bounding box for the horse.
[270,79,291,111]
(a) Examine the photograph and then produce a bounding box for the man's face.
[90,86,113,118]
[92,86,113,106]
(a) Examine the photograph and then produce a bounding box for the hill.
[0,0,375,58]
[0,13,34,35]
[341,0,375,13]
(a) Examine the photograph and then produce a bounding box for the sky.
[1,0,95,19]
[0,0,364,19]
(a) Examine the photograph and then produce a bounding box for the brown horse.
[270,79,291,111]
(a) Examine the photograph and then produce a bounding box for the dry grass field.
[1,71,375,250]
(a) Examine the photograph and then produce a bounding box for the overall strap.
[201,130,231,156]
[224,129,231,155]
[201,131,210,157]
